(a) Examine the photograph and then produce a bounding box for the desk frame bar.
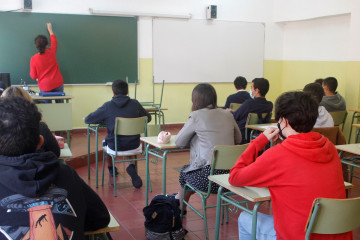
[214,186,264,240]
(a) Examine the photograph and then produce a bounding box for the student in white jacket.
[304,83,334,128]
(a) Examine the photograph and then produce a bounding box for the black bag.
[143,195,187,240]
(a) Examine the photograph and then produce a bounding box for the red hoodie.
[30,35,63,91]
[229,132,353,240]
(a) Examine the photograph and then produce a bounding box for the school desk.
[84,211,121,239]
[209,174,353,240]
[140,135,187,206]
[33,95,73,145]
[209,174,271,240]
[336,143,360,183]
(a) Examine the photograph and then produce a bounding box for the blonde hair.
[2,86,34,103]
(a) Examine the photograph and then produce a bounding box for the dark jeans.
[40,84,64,103]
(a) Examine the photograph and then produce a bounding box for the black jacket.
[0,152,110,240]
[224,91,251,109]
[232,97,273,141]
[84,94,152,151]
[37,121,61,157]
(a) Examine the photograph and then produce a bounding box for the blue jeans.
[40,84,64,103]
[238,212,277,240]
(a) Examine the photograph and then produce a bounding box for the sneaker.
[108,166,119,177]
[126,164,143,188]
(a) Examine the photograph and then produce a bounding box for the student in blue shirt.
[224,76,251,109]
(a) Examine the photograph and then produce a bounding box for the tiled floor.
[69,128,360,240]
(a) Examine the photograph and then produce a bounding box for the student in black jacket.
[0,97,110,240]
[85,79,151,188]
[2,86,60,157]
[224,76,251,109]
[232,78,273,143]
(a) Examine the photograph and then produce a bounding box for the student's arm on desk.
[84,103,107,124]
[231,113,242,144]
[175,113,196,148]
[229,132,281,188]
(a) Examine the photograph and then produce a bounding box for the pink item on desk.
[55,135,64,149]
[157,131,171,144]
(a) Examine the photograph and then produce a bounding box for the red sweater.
[30,35,63,91]
[229,132,353,240]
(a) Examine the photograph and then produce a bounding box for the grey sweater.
[320,93,346,112]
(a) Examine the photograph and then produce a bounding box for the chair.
[312,126,349,183]
[181,144,249,240]
[229,103,242,111]
[245,112,272,142]
[101,116,148,197]
[329,110,347,131]
[305,197,360,240]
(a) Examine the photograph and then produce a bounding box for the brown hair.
[191,83,217,111]
[2,86,34,103]
[34,35,48,54]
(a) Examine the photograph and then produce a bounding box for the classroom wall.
[2,0,360,139]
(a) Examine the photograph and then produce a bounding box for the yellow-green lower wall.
[32,58,360,141]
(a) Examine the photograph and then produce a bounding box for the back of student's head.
[323,77,338,93]
[2,86,34,103]
[314,78,323,86]
[112,79,128,96]
[252,78,269,96]
[234,76,247,90]
[192,83,217,111]
[0,97,41,156]
[275,91,318,133]
[34,35,48,54]
[303,83,324,105]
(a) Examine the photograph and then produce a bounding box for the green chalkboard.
[0,12,138,85]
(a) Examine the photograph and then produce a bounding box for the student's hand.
[226,108,234,112]
[263,127,280,142]
[47,23,54,35]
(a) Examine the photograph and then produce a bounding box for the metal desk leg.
[67,130,71,147]
[214,186,223,240]
[251,202,263,240]
[87,127,91,179]
[145,143,150,206]
[162,150,169,194]
[95,126,99,188]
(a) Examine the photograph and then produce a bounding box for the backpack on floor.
[143,195,187,240]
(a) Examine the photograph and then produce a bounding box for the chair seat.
[103,144,142,156]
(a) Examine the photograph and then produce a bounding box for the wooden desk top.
[246,123,277,132]
[352,124,360,128]
[84,212,120,235]
[209,174,353,201]
[336,144,360,156]
[208,174,271,202]
[32,95,73,100]
[348,109,360,113]
[60,143,72,158]
[140,135,178,149]
[144,106,168,112]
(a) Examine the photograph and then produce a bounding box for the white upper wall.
[272,0,351,22]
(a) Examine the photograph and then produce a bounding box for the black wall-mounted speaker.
[206,5,217,19]
[24,0,32,10]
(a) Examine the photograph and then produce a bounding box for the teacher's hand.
[47,23,54,35]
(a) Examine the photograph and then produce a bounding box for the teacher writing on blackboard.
[30,23,64,100]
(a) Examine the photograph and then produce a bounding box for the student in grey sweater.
[320,77,346,112]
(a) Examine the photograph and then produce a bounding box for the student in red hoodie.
[229,91,352,240]
[30,23,64,102]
